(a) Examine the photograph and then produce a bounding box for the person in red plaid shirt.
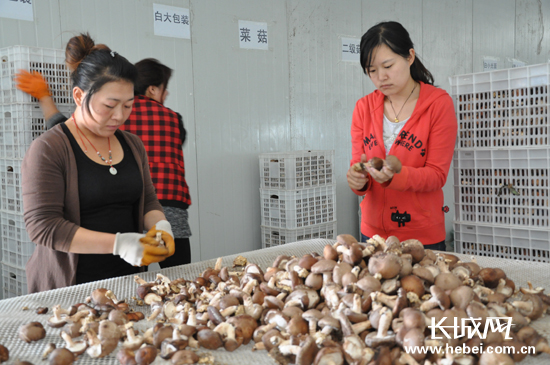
[119,58,192,268]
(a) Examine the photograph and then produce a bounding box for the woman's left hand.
[364,161,395,184]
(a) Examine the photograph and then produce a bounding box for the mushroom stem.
[377,308,392,338]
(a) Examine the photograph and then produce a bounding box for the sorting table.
[0,239,549,364]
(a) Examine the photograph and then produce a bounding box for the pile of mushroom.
[10,234,550,365]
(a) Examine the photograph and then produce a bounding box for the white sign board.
[0,0,33,22]
[482,56,498,71]
[341,37,361,62]
[238,20,268,50]
[153,3,190,39]
[512,58,526,68]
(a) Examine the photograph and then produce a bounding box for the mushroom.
[302,309,323,336]
[311,259,338,285]
[47,305,69,328]
[160,326,189,359]
[478,267,506,288]
[364,307,395,348]
[0,345,8,363]
[313,346,344,365]
[419,285,450,312]
[333,310,366,364]
[48,348,75,365]
[400,275,425,298]
[368,253,402,279]
[386,155,402,173]
[60,332,87,356]
[434,272,462,291]
[135,345,158,365]
[278,335,319,365]
[400,239,424,263]
[19,322,46,343]
[117,348,137,365]
[449,285,475,310]
[196,329,223,350]
[171,350,200,365]
[42,343,57,360]
[213,322,241,352]
[123,327,144,350]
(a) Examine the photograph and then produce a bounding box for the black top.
[61,123,143,284]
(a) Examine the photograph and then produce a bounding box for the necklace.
[388,82,417,123]
[72,114,118,175]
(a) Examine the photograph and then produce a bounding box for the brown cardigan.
[22,124,163,293]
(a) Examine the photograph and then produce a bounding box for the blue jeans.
[360,234,446,252]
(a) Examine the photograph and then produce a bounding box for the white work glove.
[113,232,170,267]
[146,220,175,257]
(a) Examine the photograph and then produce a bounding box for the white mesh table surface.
[0,239,549,365]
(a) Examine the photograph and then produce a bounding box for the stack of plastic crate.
[450,63,550,262]
[0,45,75,297]
[259,150,337,248]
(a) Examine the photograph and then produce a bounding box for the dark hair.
[65,33,137,113]
[133,58,173,95]
[360,21,434,85]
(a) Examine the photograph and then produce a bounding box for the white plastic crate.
[454,222,550,263]
[260,185,336,229]
[259,150,335,189]
[0,159,23,214]
[449,63,549,149]
[1,212,34,268]
[0,45,73,105]
[0,103,75,159]
[453,149,549,228]
[261,222,337,248]
[2,262,27,298]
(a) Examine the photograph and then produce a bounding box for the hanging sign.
[238,20,268,50]
[0,0,33,22]
[153,3,190,39]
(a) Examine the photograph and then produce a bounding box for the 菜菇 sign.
[0,0,33,22]
[153,3,190,39]
[238,20,268,50]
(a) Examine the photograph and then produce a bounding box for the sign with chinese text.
[238,20,268,50]
[341,37,360,62]
[482,56,498,71]
[153,3,190,39]
[0,0,33,22]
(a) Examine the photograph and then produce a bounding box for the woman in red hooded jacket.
[346,21,457,251]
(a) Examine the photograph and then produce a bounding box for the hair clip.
[110,51,116,57]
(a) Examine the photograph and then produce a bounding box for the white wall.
[1,0,549,262]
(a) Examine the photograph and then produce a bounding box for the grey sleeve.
[46,112,68,130]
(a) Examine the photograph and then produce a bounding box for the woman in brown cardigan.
[22,33,175,293]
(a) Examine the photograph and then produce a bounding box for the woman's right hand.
[347,154,369,190]
[113,232,170,266]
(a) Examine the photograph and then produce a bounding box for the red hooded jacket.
[351,82,457,245]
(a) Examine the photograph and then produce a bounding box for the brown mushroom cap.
[226,314,258,345]
[298,254,318,271]
[434,272,462,291]
[401,239,425,263]
[49,348,75,365]
[135,345,158,365]
[171,350,200,365]
[450,286,475,310]
[400,275,425,298]
[368,253,402,279]
[311,259,338,275]
[479,268,506,288]
[19,322,46,343]
[0,344,9,363]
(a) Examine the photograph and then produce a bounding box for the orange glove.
[143,220,175,257]
[15,70,51,100]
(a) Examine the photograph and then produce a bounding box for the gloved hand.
[143,220,175,257]
[14,70,51,100]
[113,232,170,266]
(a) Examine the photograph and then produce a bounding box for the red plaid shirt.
[120,95,191,209]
